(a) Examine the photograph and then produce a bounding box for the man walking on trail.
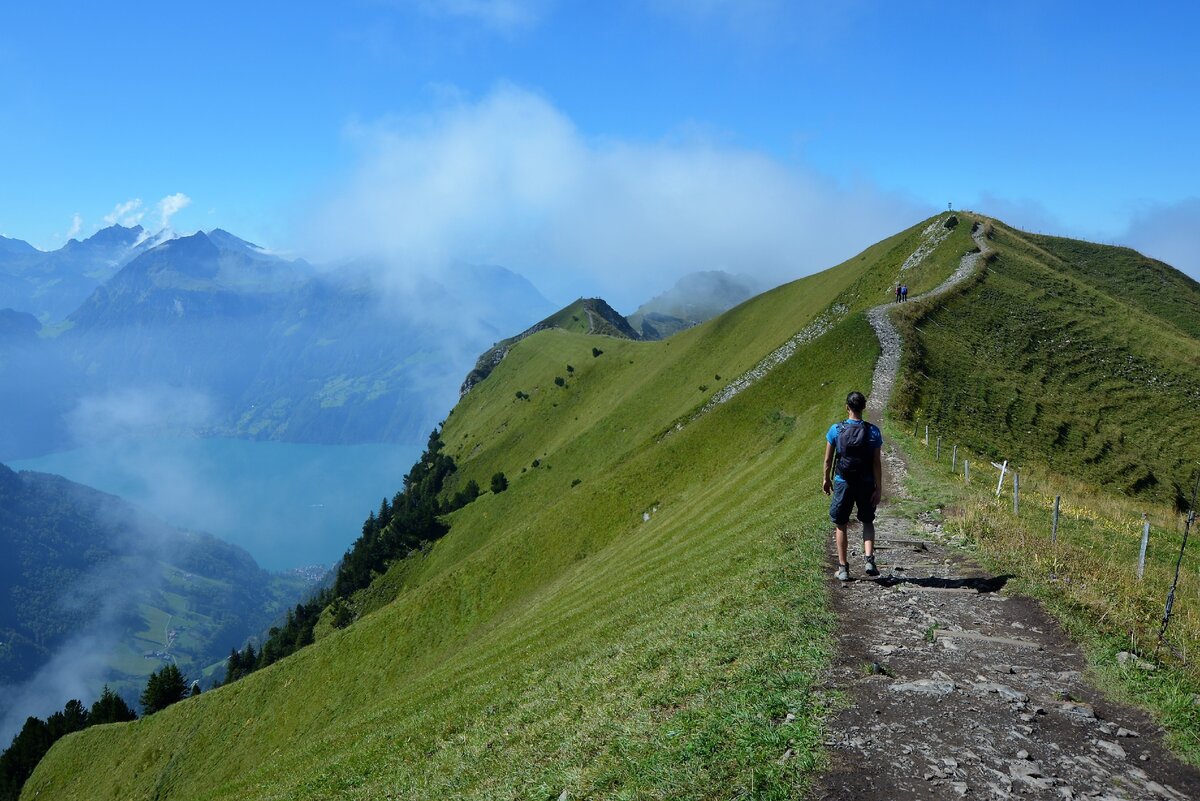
[900,284,908,302]
[822,391,883,581]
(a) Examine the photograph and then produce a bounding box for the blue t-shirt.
[826,419,883,483]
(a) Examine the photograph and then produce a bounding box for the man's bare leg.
[835,525,849,565]
[862,521,875,556]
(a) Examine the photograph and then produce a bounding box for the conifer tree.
[89,685,137,724]
[141,664,188,715]
[224,647,242,684]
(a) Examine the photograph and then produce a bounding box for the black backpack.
[835,421,875,481]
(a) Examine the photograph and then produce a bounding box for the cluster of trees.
[221,593,331,684]
[222,429,478,688]
[140,663,196,715]
[1,657,202,798]
[0,687,136,800]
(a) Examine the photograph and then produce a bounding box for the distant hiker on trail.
[894,284,902,303]
[822,391,883,581]
[900,284,908,302]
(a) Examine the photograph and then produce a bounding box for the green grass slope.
[895,219,1200,506]
[24,216,967,800]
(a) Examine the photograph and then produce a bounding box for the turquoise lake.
[10,438,421,571]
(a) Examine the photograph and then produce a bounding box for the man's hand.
[870,485,882,507]
[822,478,832,496]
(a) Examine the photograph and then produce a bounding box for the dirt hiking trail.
[814,220,1200,800]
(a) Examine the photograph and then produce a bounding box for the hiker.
[822,391,883,581]
[900,284,908,302]
[894,284,902,303]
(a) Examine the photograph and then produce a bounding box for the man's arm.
[870,446,883,506]
[822,440,835,495]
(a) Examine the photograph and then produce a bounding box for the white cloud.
[308,85,929,309]
[1119,197,1200,280]
[156,192,192,229]
[67,213,83,239]
[67,385,215,442]
[103,198,145,227]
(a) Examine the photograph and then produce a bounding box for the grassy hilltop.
[895,220,1200,506]
[22,214,969,800]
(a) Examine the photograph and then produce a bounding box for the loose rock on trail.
[814,219,1200,800]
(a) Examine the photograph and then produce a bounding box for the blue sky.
[2,0,1198,303]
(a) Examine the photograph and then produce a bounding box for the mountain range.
[0,225,161,323]
[0,227,753,461]
[0,227,557,459]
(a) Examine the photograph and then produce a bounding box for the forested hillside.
[0,464,311,736]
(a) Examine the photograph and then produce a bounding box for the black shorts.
[829,479,876,527]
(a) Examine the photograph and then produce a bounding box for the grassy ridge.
[24,211,969,799]
[895,219,1200,506]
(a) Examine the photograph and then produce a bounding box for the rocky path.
[865,219,989,420]
[814,221,1200,799]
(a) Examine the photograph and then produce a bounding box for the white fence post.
[994,460,1008,497]
[964,459,970,484]
[951,445,957,471]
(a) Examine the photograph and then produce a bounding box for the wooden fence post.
[964,459,970,484]
[1051,495,1060,546]
[1137,513,1150,580]
[951,445,957,471]
[936,437,942,461]
[1013,471,1020,515]
[924,424,929,446]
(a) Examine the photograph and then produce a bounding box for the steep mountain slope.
[23,215,972,800]
[894,219,1200,506]
[0,236,38,259]
[0,464,312,741]
[459,297,638,395]
[0,225,153,322]
[626,270,759,340]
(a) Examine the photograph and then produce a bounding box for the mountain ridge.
[23,213,1200,797]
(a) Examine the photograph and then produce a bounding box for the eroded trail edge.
[814,221,1200,800]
